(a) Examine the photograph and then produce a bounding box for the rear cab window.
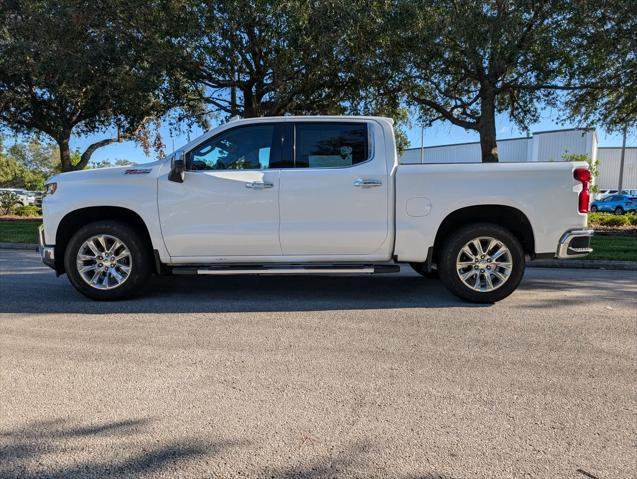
[294,122,369,168]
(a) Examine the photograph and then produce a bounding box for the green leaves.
[377,0,629,162]
[0,0,187,171]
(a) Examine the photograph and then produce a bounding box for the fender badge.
[125,168,151,175]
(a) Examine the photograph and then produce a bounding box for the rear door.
[278,121,390,257]
[158,123,284,258]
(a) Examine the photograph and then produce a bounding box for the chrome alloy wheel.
[456,236,512,292]
[76,235,132,290]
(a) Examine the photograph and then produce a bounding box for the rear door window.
[294,122,369,168]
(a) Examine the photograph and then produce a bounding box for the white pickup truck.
[39,116,593,302]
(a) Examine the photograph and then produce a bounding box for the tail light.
[574,168,591,213]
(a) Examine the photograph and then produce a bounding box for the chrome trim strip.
[196,267,375,275]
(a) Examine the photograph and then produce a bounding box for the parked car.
[594,189,637,201]
[39,116,593,303]
[593,189,617,200]
[590,194,637,214]
[0,188,33,206]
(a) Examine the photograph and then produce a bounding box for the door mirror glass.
[169,151,185,183]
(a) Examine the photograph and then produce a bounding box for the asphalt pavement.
[1,249,636,478]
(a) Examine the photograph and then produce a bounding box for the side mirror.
[168,152,185,183]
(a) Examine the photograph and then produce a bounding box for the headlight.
[44,182,57,196]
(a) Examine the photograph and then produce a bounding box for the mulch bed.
[592,226,637,236]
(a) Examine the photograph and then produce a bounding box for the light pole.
[420,124,425,164]
[618,125,627,193]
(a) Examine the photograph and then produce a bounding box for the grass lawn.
[588,235,637,261]
[0,219,636,262]
[0,220,41,244]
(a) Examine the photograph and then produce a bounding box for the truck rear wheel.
[438,223,525,303]
[64,220,151,300]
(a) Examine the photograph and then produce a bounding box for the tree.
[166,0,353,119]
[563,0,637,133]
[385,0,610,162]
[0,0,181,171]
[167,0,412,123]
[0,136,58,190]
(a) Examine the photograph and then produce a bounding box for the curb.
[0,243,38,250]
[527,259,637,271]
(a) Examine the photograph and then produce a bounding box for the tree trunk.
[57,135,73,172]
[76,138,118,170]
[479,91,499,163]
[479,126,499,163]
[242,87,258,117]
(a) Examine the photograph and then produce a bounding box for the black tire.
[64,220,152,300]
[409,262,439,279]
[614,206,624,215]
[590,205,598,212]
[438,223,525,303]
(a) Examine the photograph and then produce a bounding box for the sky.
[28,109,637,165]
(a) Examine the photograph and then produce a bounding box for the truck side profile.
[39,116,593,302]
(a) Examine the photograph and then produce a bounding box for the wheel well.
[433,205,535,263]
[54,206,153,274]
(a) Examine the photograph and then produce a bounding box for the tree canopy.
[0,0,181,171]
[563,0,637,133]
[0,136,60,190]
[380,0,622,162]
[0,0,632,167]
[171,0,365,118]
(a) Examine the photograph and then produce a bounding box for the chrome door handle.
[245,181,274,190]
[353,178,382,188]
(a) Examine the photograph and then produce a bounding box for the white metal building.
[400,128,636,190]
[596,147,637,191]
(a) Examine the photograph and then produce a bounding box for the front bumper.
[37,225,55,269]
[556,229,594,259]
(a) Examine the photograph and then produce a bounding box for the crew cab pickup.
[39,116,593,302]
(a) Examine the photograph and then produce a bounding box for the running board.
[171,264,400,276]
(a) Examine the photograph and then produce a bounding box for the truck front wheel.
[64,220,152,300]
[438,223,525,303]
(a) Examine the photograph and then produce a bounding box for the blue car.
[590,194,637,214]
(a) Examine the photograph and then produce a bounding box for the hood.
[47,160,164,184]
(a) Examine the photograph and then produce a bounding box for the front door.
[158,123,283,258]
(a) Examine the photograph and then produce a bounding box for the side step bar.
[171,264,400,276]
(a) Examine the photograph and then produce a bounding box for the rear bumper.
[556,229,594,259]
[37,225,55,269]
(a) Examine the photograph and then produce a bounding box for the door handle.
[245,181,274,190]
[353,178,382,188]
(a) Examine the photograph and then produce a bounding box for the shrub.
[597,215,628,227]
[587,212,605,226]
[588,212,632,227]
[626,212,637,226]
[15,205,42,217]
[0,191,20,215]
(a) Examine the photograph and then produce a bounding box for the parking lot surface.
[1,249,636,478]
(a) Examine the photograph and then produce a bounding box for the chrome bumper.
[556,229,594,259]
[37,225,55,269]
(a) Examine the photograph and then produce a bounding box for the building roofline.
[531,127,594,135]
[405,127,597,151]
[597,146,637,149]
[403,136,529,151]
